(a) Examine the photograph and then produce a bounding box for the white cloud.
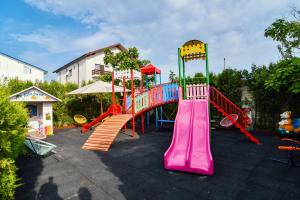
[21,0,300,81]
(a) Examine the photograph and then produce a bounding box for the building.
[53,43,126,85]
[0,51,47,82]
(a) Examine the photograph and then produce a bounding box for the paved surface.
[16,126,300,200]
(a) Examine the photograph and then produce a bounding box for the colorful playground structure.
[80,39,261,175]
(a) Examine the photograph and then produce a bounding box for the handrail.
[209,86,247,128]
[210,86,244,114]
[126,82,179,115]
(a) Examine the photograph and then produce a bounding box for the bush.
[0,87,28,200]
[0,159,20,200]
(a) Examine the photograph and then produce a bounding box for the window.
[95,64,105,70]
[68,69,72,77]
[24,66,32,74]
[95,64,100,69]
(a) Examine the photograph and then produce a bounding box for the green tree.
[0,87,28,200]
[169,70,176,82]
[265,57,300,94]
[215,69,244,104]
[265,9,300,58]
[104,47,150,70]
[244,64,282,129]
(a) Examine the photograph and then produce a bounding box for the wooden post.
[131,69,135,138]
[100,94,103,114]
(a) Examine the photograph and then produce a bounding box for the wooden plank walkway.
[82,114,132,151]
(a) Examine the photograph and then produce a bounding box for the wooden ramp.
[82,114,132,151]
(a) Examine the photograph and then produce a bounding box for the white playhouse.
[10,86,61,136]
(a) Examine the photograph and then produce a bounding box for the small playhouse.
[10,86,61,136]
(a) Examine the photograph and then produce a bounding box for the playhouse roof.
[9,86,61,102]
[140,63,161,75]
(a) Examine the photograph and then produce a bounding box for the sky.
[1,0,299,82]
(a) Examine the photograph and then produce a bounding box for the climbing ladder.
[209,86,260,144]
[82,114,132,151]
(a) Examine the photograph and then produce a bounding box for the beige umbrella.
[68,80,130,114]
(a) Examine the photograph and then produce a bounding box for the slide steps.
[210,100,260,144]
[82,114,132,151]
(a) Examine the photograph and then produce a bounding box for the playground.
[12,40,300,199]
[16,127,300,200]
[2,1,300,199]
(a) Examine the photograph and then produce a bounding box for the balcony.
[91,69,109,77]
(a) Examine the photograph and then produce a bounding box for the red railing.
[210,86,260,144]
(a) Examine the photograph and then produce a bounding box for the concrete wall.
[0,54,45,82]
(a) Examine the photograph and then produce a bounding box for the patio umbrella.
[68,80,130,114]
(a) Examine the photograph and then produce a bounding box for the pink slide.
[164,99,214,175]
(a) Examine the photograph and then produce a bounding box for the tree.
[215,69,244,104]
[104,47,150,71]
[0,87,28,200]
[169,70,176,82]
[265,57,300,94]
[265,8,300,58]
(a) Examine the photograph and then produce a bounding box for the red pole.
[112,70,115,106]
[123,76,126,113]
[141,114,145,134]
[131,69,135,138]
[123,76,127,132]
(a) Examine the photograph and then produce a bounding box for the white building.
[0,52,47,82]
[53,43,126,86]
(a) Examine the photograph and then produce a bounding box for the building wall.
[57,58,86,85]
[55,47,122,86]
[0,54,45,82]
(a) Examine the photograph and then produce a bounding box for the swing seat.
[74,114,87,125]
[220,114,238,128]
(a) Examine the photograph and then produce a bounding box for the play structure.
[79,39,261,175]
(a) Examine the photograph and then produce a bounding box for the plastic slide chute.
[164,99,214,175]
[81,104,122,133]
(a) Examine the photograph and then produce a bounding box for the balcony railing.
[92,69,109,76]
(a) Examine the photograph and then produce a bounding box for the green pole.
[205,43,210,85]
[182,59,186,99]
[205,43,212,142]
[177,48,182,86]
